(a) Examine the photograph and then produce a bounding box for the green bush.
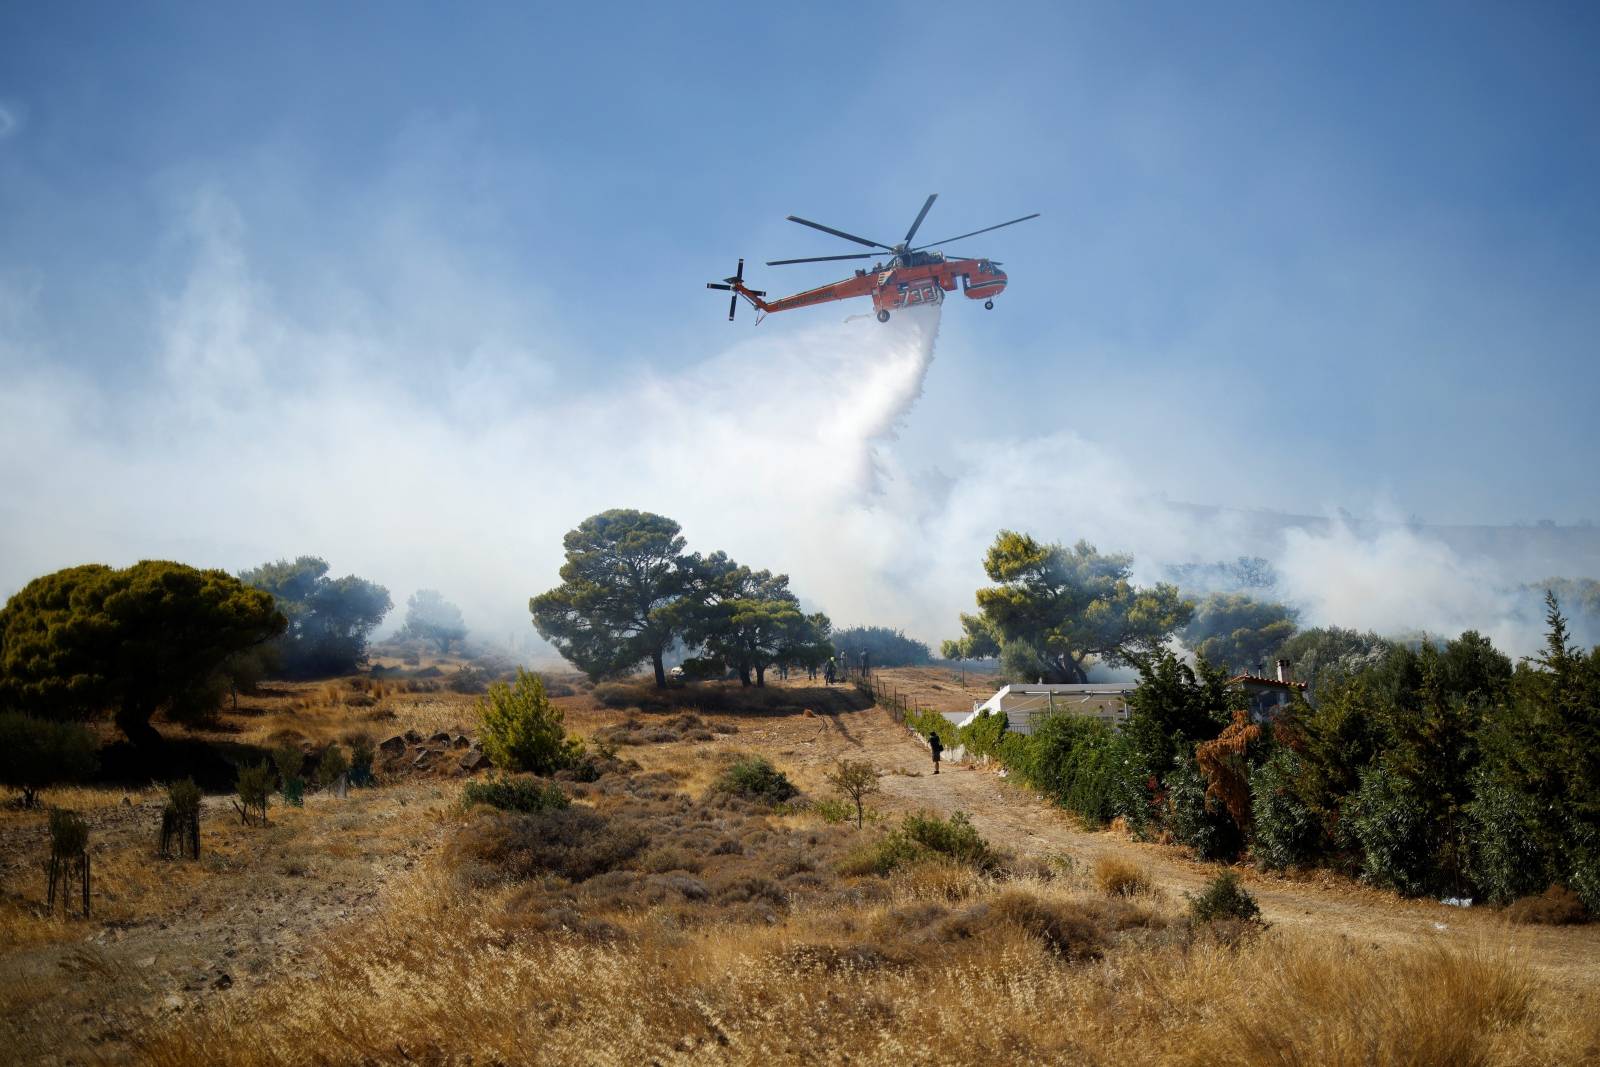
[1563,817,1600,916]
[0,712,98,807]
[713,756,797,803]
[906,707,959,749]
[959,709,1008,758]
[235,761,272,825]
[272,742,306,805]
[49,808,89,857]
[839,832,931,877]
[1467,773,1549,905]
[1250,749,1317,871]
[810,797,856,824]
[315,744,350,789]
[462,775,570,813]
[839,810,1000,876]
[1167,757,1243,862]
[1012,714,1140,827]
[478,669,583,775]
[1188,870,1262,925]
[1346,764,1431,896]
[900,810,995,868]
[347,733,376,787]
[165,777,201,819]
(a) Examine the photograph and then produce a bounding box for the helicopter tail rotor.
[705,258,766,321]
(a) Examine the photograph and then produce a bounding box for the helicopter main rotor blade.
[904,193,938,246]
[912,212,1040,251]
[785,215,893,250]
[766,252,881,266]
[729,293,739,321]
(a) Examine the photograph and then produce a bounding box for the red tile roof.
[1228,674,1308,690]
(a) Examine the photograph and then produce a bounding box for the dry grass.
[1093,854,1152,898]
[7,671,1600,1065]
[135,860,1598,1067]
[131,750,1600,1067]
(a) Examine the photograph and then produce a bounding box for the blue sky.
[2,2,1597,646]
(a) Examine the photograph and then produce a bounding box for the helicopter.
[707,194,1038,323]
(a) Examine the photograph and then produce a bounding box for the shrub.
[943,889,1109,962]
[841,811,1000,877]
[462,775,570,813]
[901,810,994,867]
[824,758,880,829]
[49,808,89,857]
[272,742,306,805]
[713,756,797,803]
[1188,870,1263,925]
[838,832,930,878]
[347,733,376,787]
[678,656,725,681]
[234,761,272,825]
[1346,763,1431,896]
[315,745,350,789]
[959,708,1008,758]
[906,707,959,749]
[1093,855,1151,897]
[810,797,856,824]
[478,669,583,775]
[452,807,646,882]
[1506,885,1589,926]
[592,683,637,709]
[1014,714,1140,827]
[449,665,492,694]
[539,674,578,698]
[161,777,202,859]
[1167,757,1243,862]
[1250,748,1317,871]
[1464,774,1546,904]
[0,712,98,807]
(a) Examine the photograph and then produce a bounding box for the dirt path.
[751,703,1600,995]
[0,784,450,1066]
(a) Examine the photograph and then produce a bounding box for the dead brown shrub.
[1507,884,1589,925]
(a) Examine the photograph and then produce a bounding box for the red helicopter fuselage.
[744,253,1007,319]
[707,194,1034,323]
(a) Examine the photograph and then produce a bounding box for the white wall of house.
[955,684,1133,735]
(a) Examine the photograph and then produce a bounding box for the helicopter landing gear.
[876,309,890,323]
[984,300,994,310]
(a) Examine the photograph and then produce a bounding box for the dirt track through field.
[746,701,1600,996]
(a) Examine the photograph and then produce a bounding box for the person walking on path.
[928,731,943,775]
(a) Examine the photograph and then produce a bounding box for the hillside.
[2,666,1598,1064]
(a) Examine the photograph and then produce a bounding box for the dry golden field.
[2,666,1599,1065]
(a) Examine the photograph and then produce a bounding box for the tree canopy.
[239,556,392,676]
[941,532,1192,682]
[1180,593,1299,674]
[531,510,694,687]
[401,589,468,653]
[833,625,932,668]
[679,557,810,687]
[531,512,835,688]
[1276,625,1396,696]
[0,561,285,745]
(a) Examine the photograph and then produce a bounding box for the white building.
[951,683,1134,735]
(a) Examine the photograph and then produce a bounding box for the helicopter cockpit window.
[979,260,995,273]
